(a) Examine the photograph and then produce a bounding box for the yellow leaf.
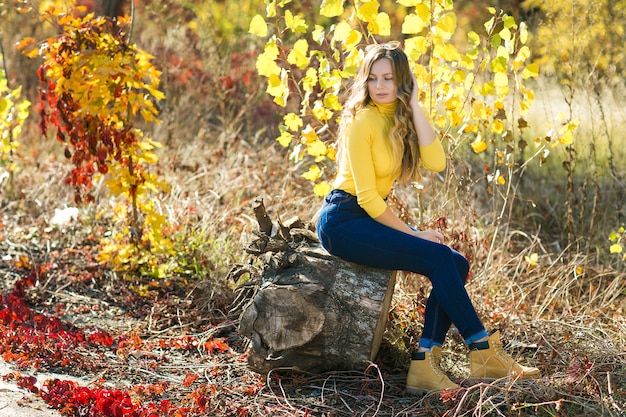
[15,37,36,54]
[471,101,488,119]
[357,0,379,22]
[444,95,461,110]
[266,1,276,17]
[402,14,427,35]
[471,139,488,154]
[285,10,308,33]
[490,56,507,73]
[491,119,505,134]
[276,130,293,147]
[284,113,303,131]
[468,31,480,46]
[256,41,281,77]
[326,146,336,161]
[522,62,539,79]
[266,70,289,106]
[405,36,427,61]
[302,164,322,181]
[323,93,342,111]
[345,29,362,49]
[249,14,268,37]
[437,44,459,61]
[415,4,431,24]
[374,12,391,36]
[503,14,516,29]
[139,151,158,164]
[307,139,327,157]
[301,125,319,144]
[288,39,310,69]
[312,25,325,44]
[397,0,421,5]
[320,0,344,17]
[333,21,352,43]
[499,27,511,42]
[312,101,333,121]
[313,181,332,197]
[524,253,539,267]
[342,47,361,76]
[494,72,508,88]
[435,12,456,40]
[302,67,318,92]
[558,131,574,145]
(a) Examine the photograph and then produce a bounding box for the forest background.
[0,0,624,416]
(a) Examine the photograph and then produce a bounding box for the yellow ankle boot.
[469,331,541,380]
[406,346,459,395]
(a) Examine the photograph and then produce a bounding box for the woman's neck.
[370,99,397,115]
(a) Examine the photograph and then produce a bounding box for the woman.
[316,42,540,394]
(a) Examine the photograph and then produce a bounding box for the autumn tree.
[521,0,626,259]
[17,1,174,276]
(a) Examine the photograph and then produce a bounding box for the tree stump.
[234,198,396,374]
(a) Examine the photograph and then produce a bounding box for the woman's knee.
[451,250,470,282]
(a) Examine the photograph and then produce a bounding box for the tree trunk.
[236,198,396,374]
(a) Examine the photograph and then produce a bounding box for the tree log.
[236,198,396,374]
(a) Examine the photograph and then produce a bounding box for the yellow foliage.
[1,67,31,176]
[288,39,310,69]
[284,113,303,131]
[253,1,559,200]
[276,129,294,147]
[313,181,333,197]
[302,164,322,181]
[320,0,344,17]
[471,138,488,154]
[285,10,308,33]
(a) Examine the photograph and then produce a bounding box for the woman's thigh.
[321,214,457,277]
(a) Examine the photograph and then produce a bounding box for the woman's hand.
[413,229,444,244]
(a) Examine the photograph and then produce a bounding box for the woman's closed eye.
[369,76,393,82]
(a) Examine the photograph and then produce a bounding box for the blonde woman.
[316,42,540,394]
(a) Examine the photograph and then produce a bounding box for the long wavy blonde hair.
[337,43,421,184]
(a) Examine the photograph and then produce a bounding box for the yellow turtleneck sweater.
[333,100,446,218]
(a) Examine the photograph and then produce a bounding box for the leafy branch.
[17,1,174,276]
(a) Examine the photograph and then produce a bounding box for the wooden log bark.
[236,198,396,374]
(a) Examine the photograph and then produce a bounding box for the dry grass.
[2,123,624,415]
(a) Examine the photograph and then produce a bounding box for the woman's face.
[367,58,397,104]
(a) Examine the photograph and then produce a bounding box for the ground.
[0,199,625,417]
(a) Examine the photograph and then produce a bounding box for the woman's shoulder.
[353,104,380,123]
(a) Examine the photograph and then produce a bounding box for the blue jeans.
[316,189,487,348]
